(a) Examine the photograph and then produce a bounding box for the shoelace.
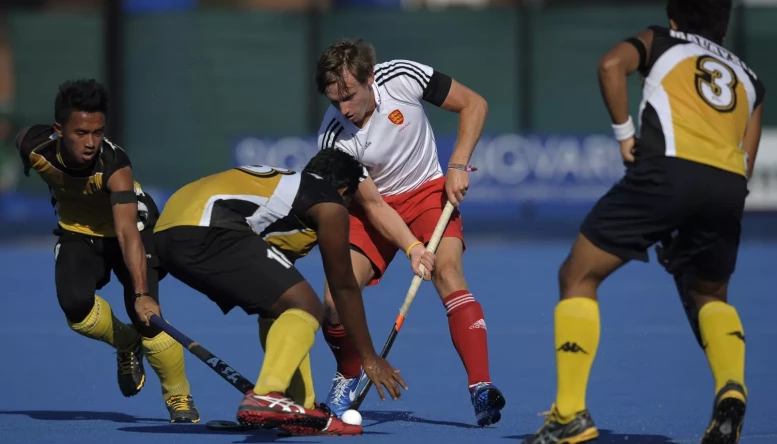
[330,375,352,400]
[117,349,137,375]
[536,405,560,425]
[168,395,192,411]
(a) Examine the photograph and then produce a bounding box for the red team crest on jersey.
[388,109,404,125]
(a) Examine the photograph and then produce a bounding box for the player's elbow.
[115,227,137,248]
[360,195,387,214]
[598,54,624,78]
[114,217,140,247]
[469,92,488,117]
[329,281,361,305]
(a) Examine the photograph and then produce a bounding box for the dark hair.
[667,0,732,44]
[315,39,377,97]
[54,79,109,124]
[303,149,365,196]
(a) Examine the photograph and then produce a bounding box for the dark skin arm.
[742,102,764,179]
[598,28,654,163]
[307,201,408,401]
[107,167,160,325]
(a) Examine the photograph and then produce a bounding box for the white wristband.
[612,116,635,141]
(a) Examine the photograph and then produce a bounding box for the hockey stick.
[149,314,254,394]
[349,200,456,410]
[149,314,267,431]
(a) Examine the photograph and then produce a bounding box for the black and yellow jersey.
[637,26,766,177]
[154,165,345,262]
[16,125,157,237]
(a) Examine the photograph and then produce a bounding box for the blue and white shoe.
[324,372,362,418]
[470,382,506,427]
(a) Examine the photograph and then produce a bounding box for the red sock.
[322,322,362,379]
[444,290,492,388]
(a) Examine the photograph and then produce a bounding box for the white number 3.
[695,56,738,112]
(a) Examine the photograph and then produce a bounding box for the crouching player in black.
[15,79,199,422]
[152,148,408,436]
[522,1,765,443]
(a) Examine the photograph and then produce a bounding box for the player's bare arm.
[742,102,764,179]
[598,28,654,163]
[439,79,488,206]
[107,166,159,325]
[354,176,435,279]
[309,201,408,400]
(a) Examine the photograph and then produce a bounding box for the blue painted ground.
[0,238,775,443]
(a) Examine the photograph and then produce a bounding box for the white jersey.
[316,59,451,196]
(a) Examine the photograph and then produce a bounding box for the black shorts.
[153,226,305,315]
[54,226,166,334]
[580,157,748,281]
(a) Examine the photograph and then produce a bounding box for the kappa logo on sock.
[469,319,487,330]
[727,331,745,342]
[556,341,588,354]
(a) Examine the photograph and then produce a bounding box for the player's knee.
[298,300,324,326]
[557,255,603,295]
[57,291,95,324]
[557,256,575,292]
[687,276,729,307]
[271,281,325,326]
[431,260,463,288]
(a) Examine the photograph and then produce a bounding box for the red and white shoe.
[281,403,363,436]
[236,391,318,429]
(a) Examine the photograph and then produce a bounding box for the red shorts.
[349,176,464,286]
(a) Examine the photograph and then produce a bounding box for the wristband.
[405,241,423,258]
[448,163,478,172]
[612,116,635,141]
[134,292,151,299]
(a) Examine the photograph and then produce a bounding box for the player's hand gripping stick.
[350,201,456,410]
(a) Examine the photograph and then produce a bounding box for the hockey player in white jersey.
[314,38,505,427]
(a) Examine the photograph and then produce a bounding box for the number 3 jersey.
[636,26,765,177]
[154,166,346,262]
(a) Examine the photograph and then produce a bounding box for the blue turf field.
[1,239,775,443]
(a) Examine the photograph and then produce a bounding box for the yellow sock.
[259,317,317,409]
[554,297,600,420]
[255,309,319,399]
[142,332,191,401]
[68,295,139,350]
[699,301,747,395]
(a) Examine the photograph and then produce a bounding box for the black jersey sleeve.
[14,124,55,176]
[753,77,766,109]
[100,139,133,187]
[640,26,686,77]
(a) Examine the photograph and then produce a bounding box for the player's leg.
[656,238,705,348]
[54,231,145,397]
[154,226,358,434]
[254,280,360,435]
[522,235,626,444]
[259,317,316,409]
[669,171,748,444]
[689,278,747,444]
[321,248,383,416]
[110,230,198,422]
[411,204,503,426]
[524,158,688,444]
[322,210,396,417]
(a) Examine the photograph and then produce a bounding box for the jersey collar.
[371,81,382,109]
